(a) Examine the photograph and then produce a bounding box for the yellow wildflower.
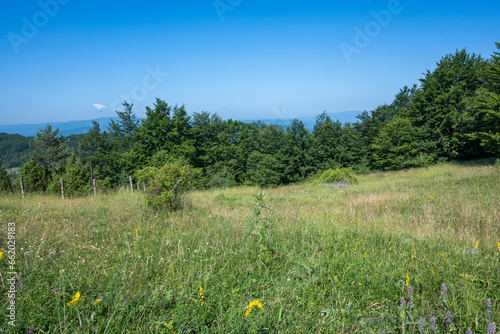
[94,298,102,305]
[245,300,264,317]
[67,291,84,306]
[0,251,3,259]
[405,273,410,287]
[199,285,204,304]
[475,241,479,250]
[497,242,500,252]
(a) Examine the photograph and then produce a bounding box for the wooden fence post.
[60,178,65,199]
[143,182,146,192]
[20,177,25,198]
[129,176,134,194]
[90,162,94,182]
[93,178,96,196]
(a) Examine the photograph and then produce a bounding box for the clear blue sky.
[0,0,499,125]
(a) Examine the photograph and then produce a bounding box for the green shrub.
[319,167,358,184]
[136,161,193,210]
[0,165,13,193]
[48,154,92,197]
[19,158,52,193]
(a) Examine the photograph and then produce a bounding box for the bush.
[0,165,13,193]
[47,154,91,197]
[136,161,193,210]
[19,158,52,193]
[319,167,358,184]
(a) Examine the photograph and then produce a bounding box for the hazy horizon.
[1,1,499,124]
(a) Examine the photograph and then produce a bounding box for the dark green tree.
[467,43,500,154]
[61,153,91,196]
[370,117,434,170]
[312,111,343,169]
[412,49,489,159]
[246,151,281,187]
[19,158,51,193]
[0,163,13,193]
[282,119,314,183]
[109,101,140,151]
[31,124,70,172]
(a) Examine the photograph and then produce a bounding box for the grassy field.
[0,162,499,333]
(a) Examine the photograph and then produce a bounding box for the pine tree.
[31,124,70,172]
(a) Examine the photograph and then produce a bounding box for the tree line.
[1,44,499,195]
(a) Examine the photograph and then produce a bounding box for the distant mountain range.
[0,111,362,137]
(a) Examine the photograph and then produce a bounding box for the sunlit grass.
[0,162,498,333]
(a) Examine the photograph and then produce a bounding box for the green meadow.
[0,162,499,333]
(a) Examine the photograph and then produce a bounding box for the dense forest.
[1,45,499,194]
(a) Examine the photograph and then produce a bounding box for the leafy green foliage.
[412,49,489,159]
[136,161,193,210]
[31,124,70,172]
[19,158,51,193]
[48,153,91,197]
[0,164,12,193]
[5,44,500,194]
[245,151,282,188]
[0,132,31,168]
[319,167,358,184]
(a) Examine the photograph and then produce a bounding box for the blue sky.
[0,0,499,125]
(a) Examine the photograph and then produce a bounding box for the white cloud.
[93,103,107,112]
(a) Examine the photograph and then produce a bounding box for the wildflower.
[475,241,479,250]
[487,298,492,321]
[441,283,447,304]
[430,317,436,331]
[445,310,452,325]
[245,300,264,317]
[67,291,83,306]
[94,299,102,305]
[0,251,3,259]
[466,328,472,334]
[497,242,500,252]
[487,323,497,334]
[407,285,414,307]
[53,288,59,293]
[405,273,410,287]
[400,297,405,308]
[124,301,128,306]
[419,317,424,331]
[28,328,34,334]
[199,285,204,304]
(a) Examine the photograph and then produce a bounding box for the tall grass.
[0,162,498,333]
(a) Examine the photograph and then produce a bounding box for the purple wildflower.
[487,323,497,334]
[400,297,406,308]
[445,310,452,325]
[350,326,355,331]
[487,298,492,321]
[407,285,414,306]
[124,301,128,306]
[28,328,34,334]
[54,288,59,293]
[441,283,447,304]
[466,328,472,334]
[419,317,424,331]
[164,318,168,322]
[430,317,436,331]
